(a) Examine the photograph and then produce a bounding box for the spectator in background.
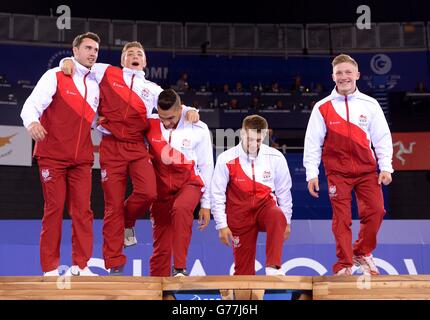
[291,75,304,94]
[234,82,244,93]
[314,83,325,94]
[275,100,284,110]
[271,82,281,93]
[222,83,230,94]
[250,97,261,110]
[268,129,280,149]
[228,98,239,109]
[176,72,190,91]
[415,81,428,93]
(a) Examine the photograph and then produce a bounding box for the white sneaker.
[334,267,352,276]
[124,227,137,247]
[70,265,98,276]
[265,267,284,276]
[353,254,380,275]
[43,269,60,276]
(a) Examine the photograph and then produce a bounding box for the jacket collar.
[72,58,97,80]
[122,67,146,79]
[330,86,361,101]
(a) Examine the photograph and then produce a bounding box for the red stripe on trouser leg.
[256,203,287,268]
[232,227,259,275]
[124,156,157,228]
[101,160,127,269]
[353,172,385,257]
[328,174,354,274]
[66,163,94,269]
[38,158,67,272]
[150,184,202,276]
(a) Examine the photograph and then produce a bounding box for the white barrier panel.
[0,125,32,166]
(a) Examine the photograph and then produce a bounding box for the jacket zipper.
[121,73,135,138]
[345,96,356,175]
[168,129,173,190]
[74,71,89,161]
[251,159,256,207]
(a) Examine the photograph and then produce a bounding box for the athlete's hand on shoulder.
[186,109,200,123]
[61,59,75,76]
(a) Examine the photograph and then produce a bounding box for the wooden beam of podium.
[312,275,430,300]
[0,276,162,300]
[162,275,313,291]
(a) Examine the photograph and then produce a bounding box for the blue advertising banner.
[0,44,428,91]
[1,219,427,299]
[1,220,428,277]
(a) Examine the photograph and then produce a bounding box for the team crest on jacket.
[329,185,337,197]
[263,170,271,180]
[182,138,191,147]
[232,236,241,248]
[358,114,368,128]
[41,169,51,182]
[141,88,150,98]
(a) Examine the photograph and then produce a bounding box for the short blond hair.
[332,54,358,69]
[122,41,144,53]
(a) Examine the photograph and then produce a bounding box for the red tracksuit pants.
[328,172,386,274]
[149,184,202,276]
[100,136,157,269]
[228,202,287,275]
[37,157,94,272]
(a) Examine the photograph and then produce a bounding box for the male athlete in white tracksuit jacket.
[211,115,292,275]
[303,54,393,275]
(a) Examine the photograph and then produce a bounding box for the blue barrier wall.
[0,220,428,277]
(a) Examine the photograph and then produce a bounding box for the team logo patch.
[182,138,191,147]
[329,185,337,198]
[41,169,52,182]
[232,236,241,248]
[101,169,108,182]
[358,114,368,128]
[263,170,271,179]
[141,88,150,98]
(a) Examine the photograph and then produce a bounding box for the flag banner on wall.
[0,125,32,166]
[392,132,430,170]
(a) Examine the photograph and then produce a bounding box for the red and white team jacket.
[59,59,164,141]
[146,111,214,209]
[21,59,99,163]
[59,59,198,141]
[211,143,293,230]
[303,87,394,181]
